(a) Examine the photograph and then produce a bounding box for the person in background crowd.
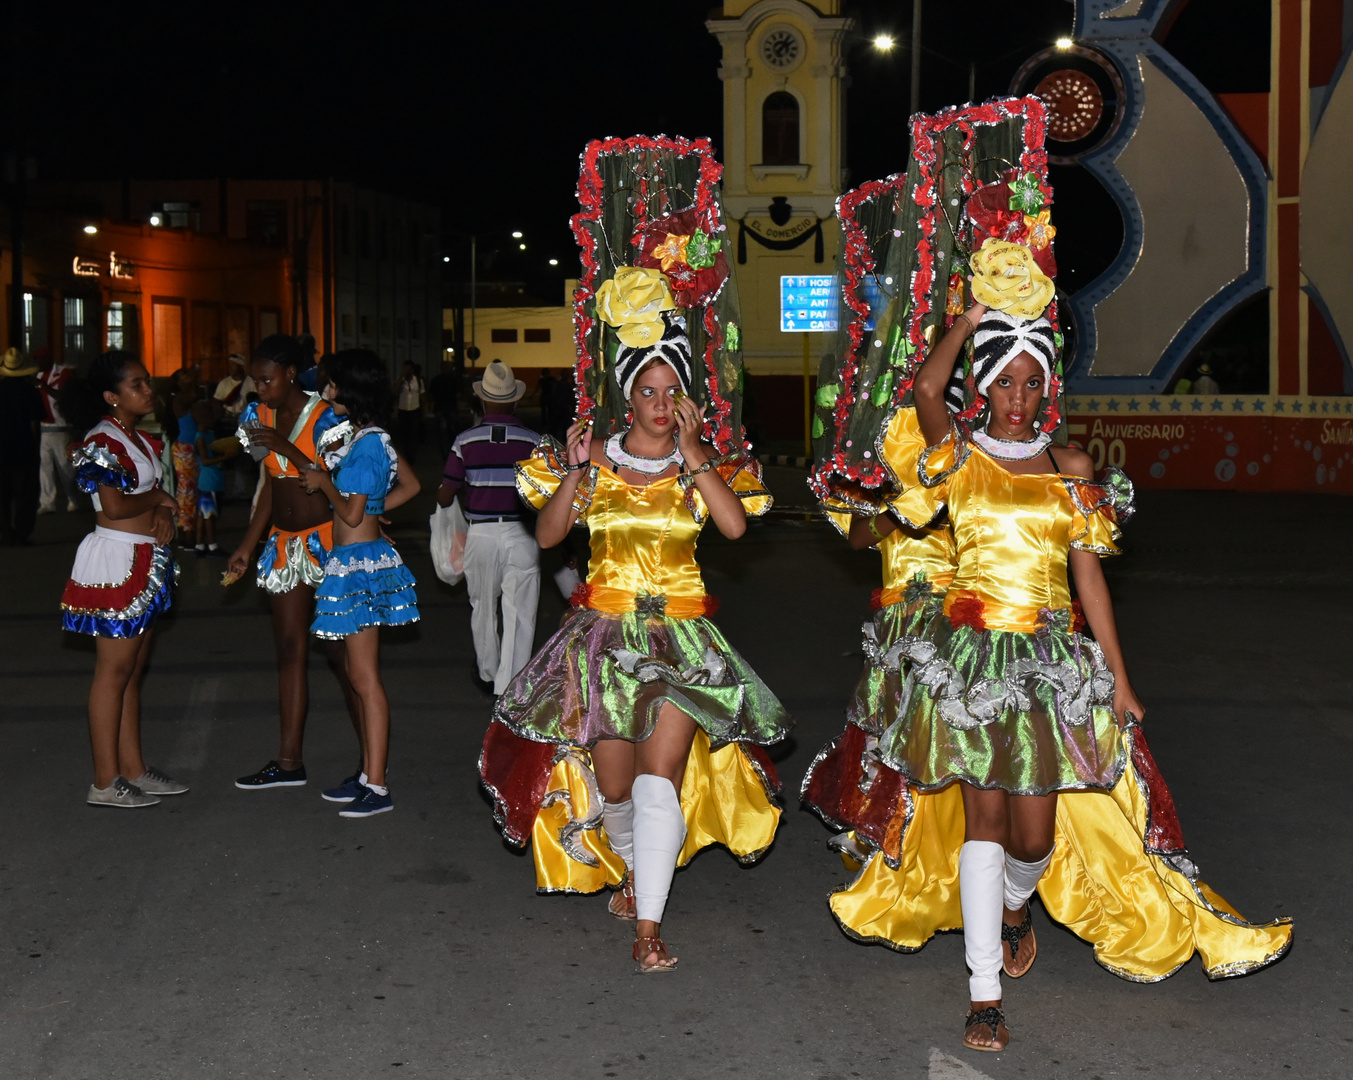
[227,335,362,792]
[429,357,461,461]
[36,347,79,513]
[537,369,557,434]
[437,360,540,697]
[213,353,255,421]
[61,350,186,807]
[395,360,426,464]
[168,368,201,536]
[0,347,45,545]
[191,399,226,556]
[303,348,421,817]
[1192,363,1220,395]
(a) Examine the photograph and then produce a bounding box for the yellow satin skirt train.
[829,767,1292,981]
[531,728,782,894]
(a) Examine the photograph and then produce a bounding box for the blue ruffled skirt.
[310,539,419,639]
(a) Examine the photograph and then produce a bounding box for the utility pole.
[909,0,923,118]
[6,155,30,350]
[470,234,477,370]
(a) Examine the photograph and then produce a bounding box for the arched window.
[762,91,800,165]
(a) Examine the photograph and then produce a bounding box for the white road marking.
[930,1047,996,1079]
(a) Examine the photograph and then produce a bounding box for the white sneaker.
[87,776,160,808]
[132,766,189,796]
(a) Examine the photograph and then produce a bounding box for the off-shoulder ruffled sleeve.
[333,432,397,498]
[1065,466,1135,555]
[682,453,773,522]
[71,432,136,494]
[879,409,963,530]
[515,437,596,518]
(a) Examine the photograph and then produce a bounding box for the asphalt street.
[1,463,1349,1079]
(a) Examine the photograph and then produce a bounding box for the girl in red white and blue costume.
[61,351,189,809]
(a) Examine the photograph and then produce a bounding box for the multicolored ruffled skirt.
[878,606,1125,796]
[310,539,419,639]
[801,577,947,844]
[481,604,792,894]
[61,526,178,638]
[171,441,198,533]
[827,723,1293,981]
[258,521,333,595]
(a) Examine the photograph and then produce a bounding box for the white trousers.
[463,521,540,693]
[39,430,77,511]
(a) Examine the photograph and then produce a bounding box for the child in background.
[192,399,226,556]
[302,349,421,817]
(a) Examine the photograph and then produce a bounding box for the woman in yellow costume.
[808,100,1292,1056]
[479,135,790,974]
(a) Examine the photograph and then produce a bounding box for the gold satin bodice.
[878,525,956,595]
[517,442,772,615]
[938,446,1118,631]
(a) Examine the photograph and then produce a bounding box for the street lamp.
[1055,36,1074,50]
[83,224,98,235]
[149,213,162,226]
[511,231,523,239]
[872,34,895,51]
[549,258,559,267]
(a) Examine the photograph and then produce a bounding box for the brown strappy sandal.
[607,875,636,921]
[633,935,677,973]
[1001,904,1037,978]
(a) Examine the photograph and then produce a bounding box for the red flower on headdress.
[965,171,1057,279]
[634,209,729,308]
[948,594,987,631]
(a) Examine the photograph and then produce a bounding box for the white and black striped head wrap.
[616,313,693,400]
[972,312,1057,397]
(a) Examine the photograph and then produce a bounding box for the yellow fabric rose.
[594,266,676,347]
[969,238,1055,319]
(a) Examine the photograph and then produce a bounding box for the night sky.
[4,1,1266,300]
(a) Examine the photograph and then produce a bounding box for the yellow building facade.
[707,1,853,383]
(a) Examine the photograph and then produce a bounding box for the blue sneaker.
[321,772,365,804]
[339,786,393,818]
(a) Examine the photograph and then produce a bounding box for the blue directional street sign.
[780,275,838,332]
[780,274,887,333]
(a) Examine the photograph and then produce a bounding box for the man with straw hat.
[0,347,45,545]
[436,360,541,696]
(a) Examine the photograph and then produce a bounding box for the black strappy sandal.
[1001,904,1037,978]
[963,1007,1008,1052]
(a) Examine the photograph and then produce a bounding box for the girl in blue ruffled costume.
[302,350,420,817]
[61,352,189,808]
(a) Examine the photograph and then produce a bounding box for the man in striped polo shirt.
[436,360,541,697]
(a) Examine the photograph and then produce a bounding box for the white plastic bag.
[429,500,468,586]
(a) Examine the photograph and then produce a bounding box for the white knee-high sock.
[601,798,634,872]
[960,840,1006,1002]
[1003,849,1053,912]
[631,774,686,924]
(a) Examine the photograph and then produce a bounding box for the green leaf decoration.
[811,414,825,439]
[1009,171,1045,214]
[725,321,741,352]
[686,228,721,269]
[870,369,894,407]
[815,382,840,408]
[1053,331,1064,354]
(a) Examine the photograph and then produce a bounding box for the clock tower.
[707,1,853,436]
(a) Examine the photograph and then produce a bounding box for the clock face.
[760,27,804,70]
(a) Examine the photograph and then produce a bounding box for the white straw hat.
[473,360,526,403]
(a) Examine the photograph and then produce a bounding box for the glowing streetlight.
[519,243,527,251]
[873,34,895,51]
[443,255,450,263]
[1055,36,1074,50]
[149,213,162,226]
[83,224,98,235]
[511,230,523,239]
[548,258,559,267]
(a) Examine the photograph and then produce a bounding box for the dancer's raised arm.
[913,302,986,446]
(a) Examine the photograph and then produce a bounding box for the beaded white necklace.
[605,432,683,475]
[971,425,1053,461]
